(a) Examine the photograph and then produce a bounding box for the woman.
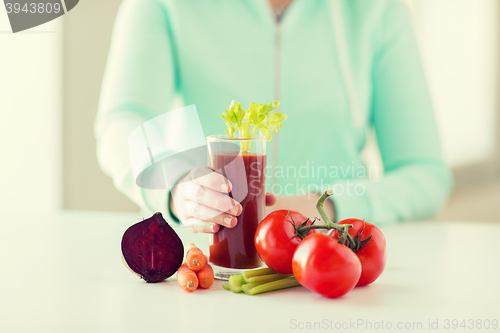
[95,0,452,233]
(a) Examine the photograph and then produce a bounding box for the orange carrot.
[177,264,198,292]
[197,263,214,289]
[185,243,206,271]
[182,243,197,264]
[185,243,197,252]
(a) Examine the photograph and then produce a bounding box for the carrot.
[177,264,198,292]
[185,243,197,252]
[185,243,206,271]
[197,263,214,289]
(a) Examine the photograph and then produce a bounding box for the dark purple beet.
[121,212,184,283]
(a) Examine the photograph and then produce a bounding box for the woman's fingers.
[184,181,242,216]
[190,167,232,193]
[173,167,243,234]
[184,201,236,228]
[266,192,277,206]
[183,217,220,234]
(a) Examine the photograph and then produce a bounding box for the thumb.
[265,192,276,206]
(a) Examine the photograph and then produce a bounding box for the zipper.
[274,22,282,103]
[271,21,282,187]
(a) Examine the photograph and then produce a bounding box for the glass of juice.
[206,134,266,280]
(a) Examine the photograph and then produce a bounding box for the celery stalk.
[222,283,231,291]
[244,273,292,283]
[241,274,289,292]
[241,267,276,280]
[240,122,252,153]
[229,274,245,293]
[220,100,286,142]
[242,277,301,295]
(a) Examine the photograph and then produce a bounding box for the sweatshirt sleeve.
[94,0,178,220]
[331,0,453,224]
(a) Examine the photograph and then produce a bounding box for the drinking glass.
[206,134,266,280]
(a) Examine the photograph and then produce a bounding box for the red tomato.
[254,210,314,274]
[292,233,361,298]
[328,219,386,286]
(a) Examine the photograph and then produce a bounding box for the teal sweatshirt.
[95,0,453,225]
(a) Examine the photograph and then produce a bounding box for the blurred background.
[1,0,499,221]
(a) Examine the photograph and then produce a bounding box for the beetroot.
[121,212,184,283]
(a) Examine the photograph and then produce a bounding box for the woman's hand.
[171,167,242,233]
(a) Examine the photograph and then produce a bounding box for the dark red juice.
[210,153,266,269]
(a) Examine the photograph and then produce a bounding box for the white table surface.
[1,211,499,333]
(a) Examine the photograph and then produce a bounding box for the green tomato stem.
[296,191,342,234]
[295,191,356,247]
[316,190,356,246]
[316,190,335,228]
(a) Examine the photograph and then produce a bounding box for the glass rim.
[207,134,267,142]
